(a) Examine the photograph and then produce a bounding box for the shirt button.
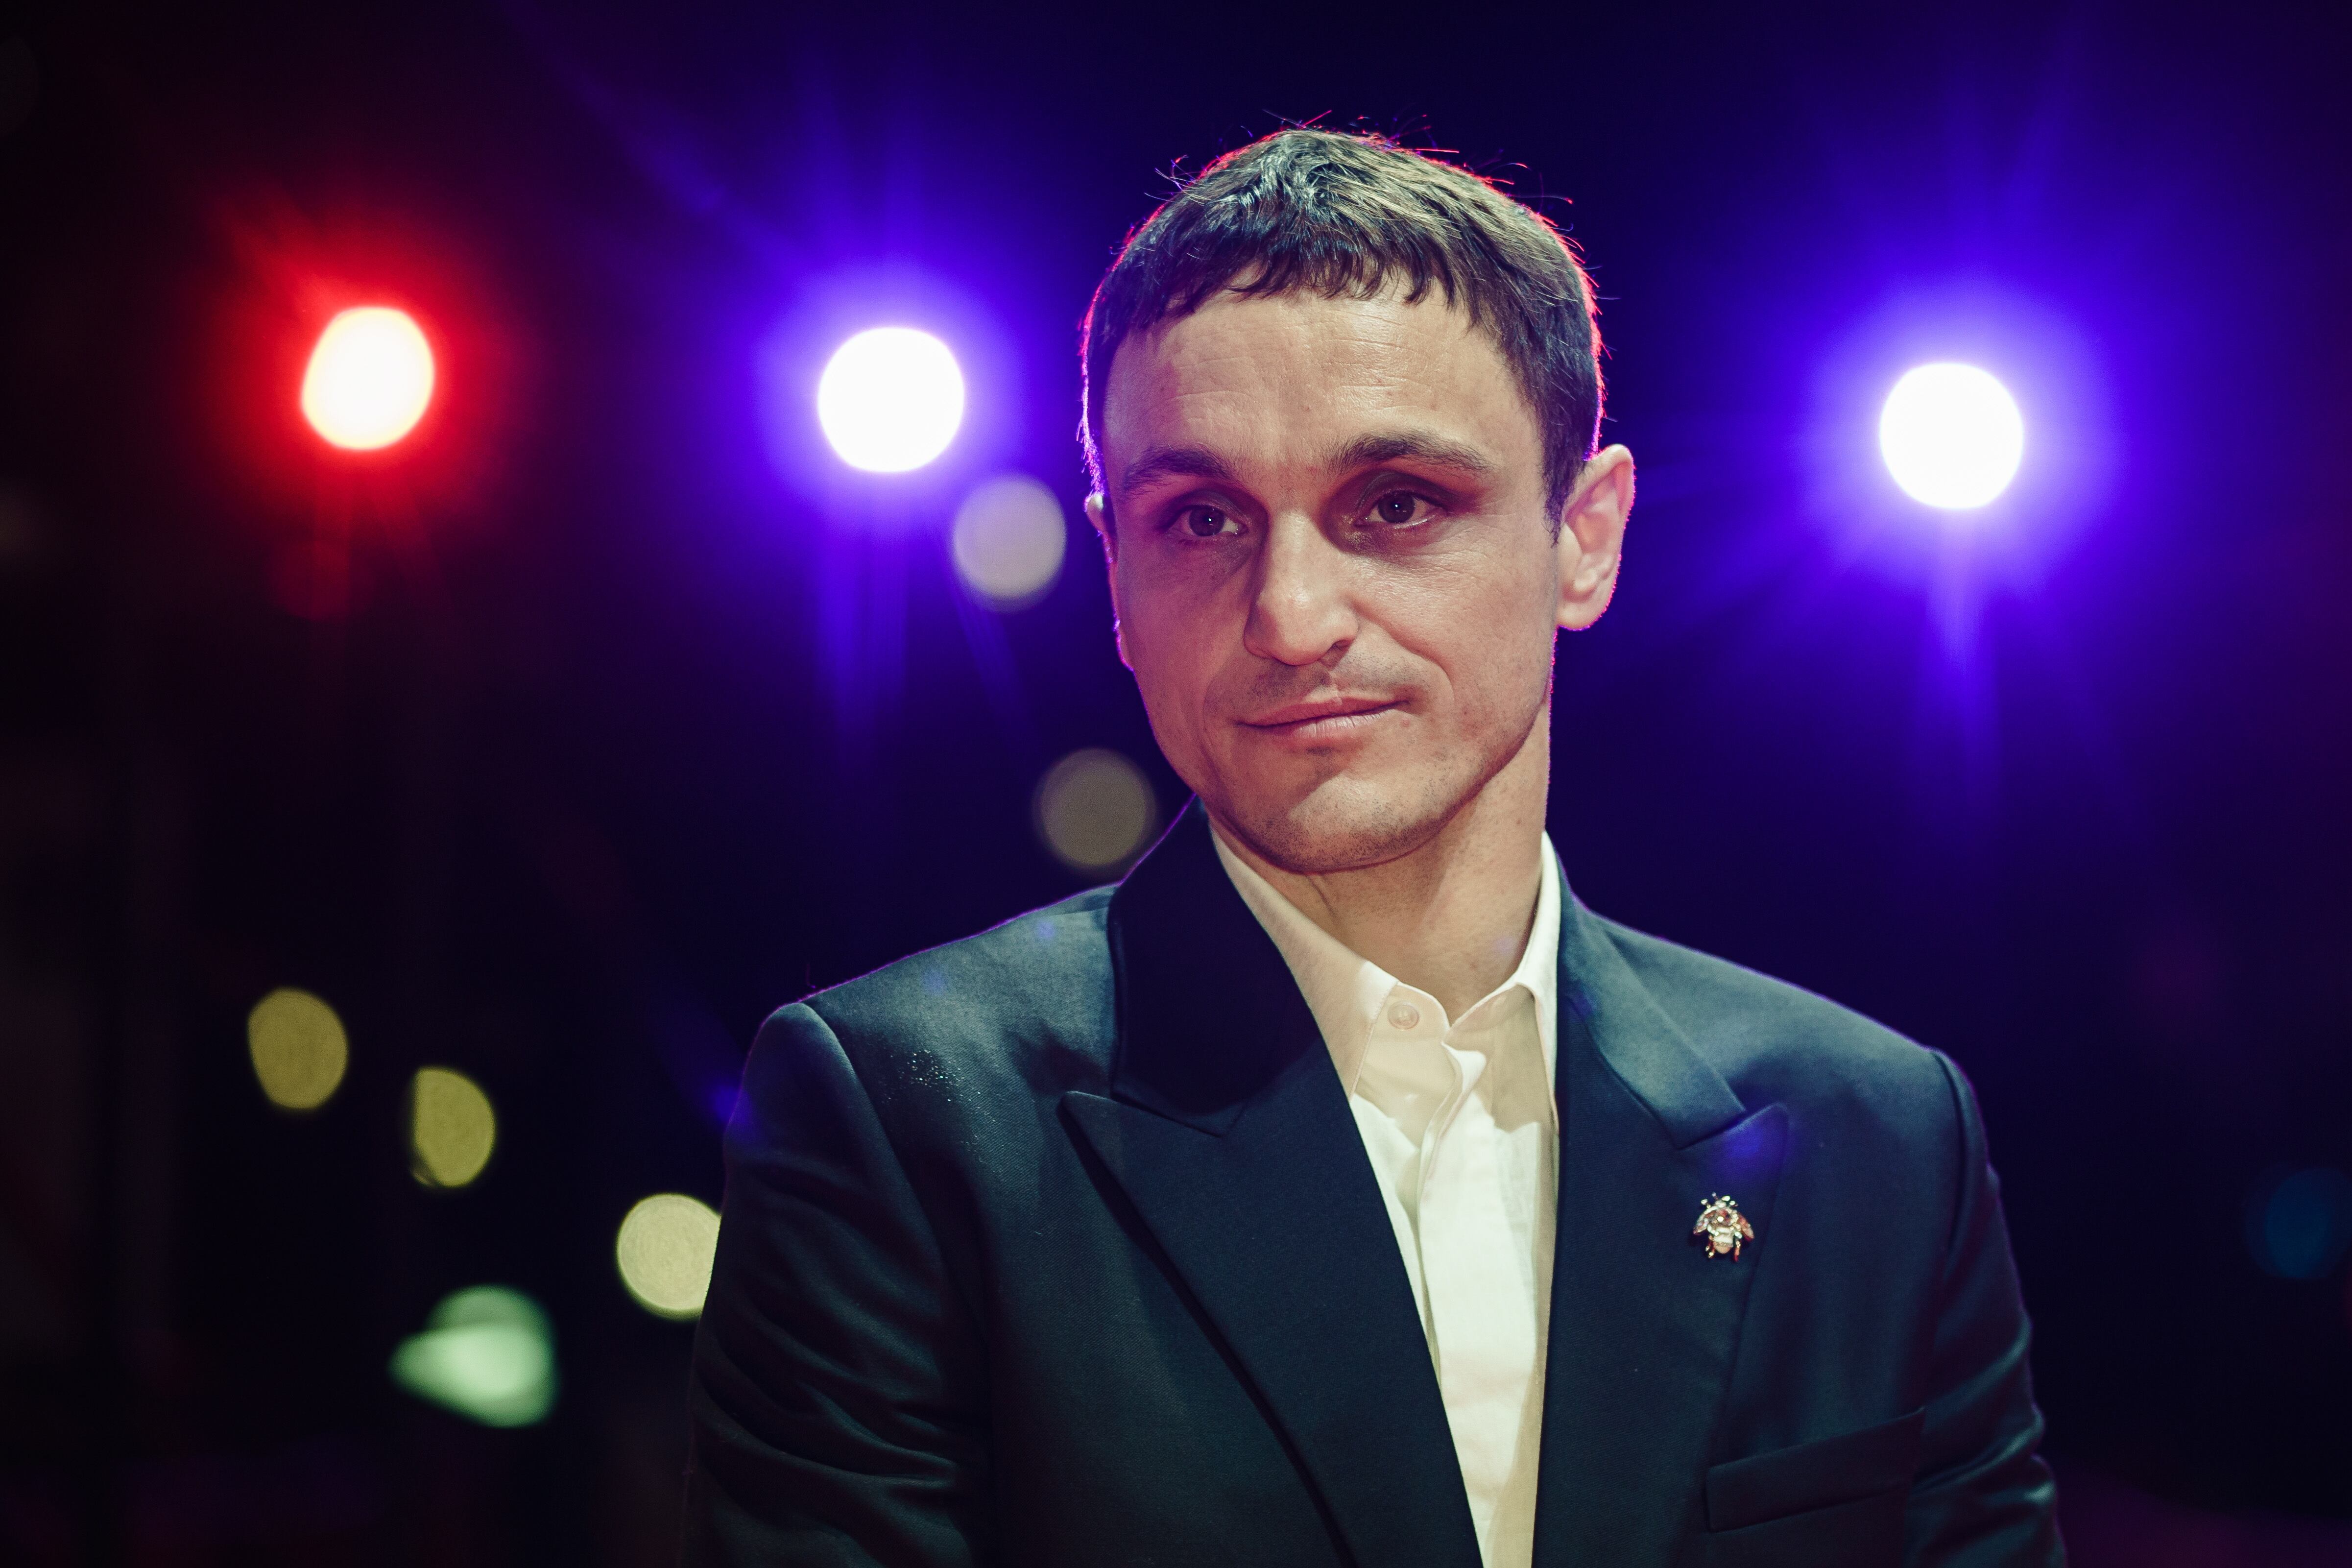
[1386,1001,1421,1031]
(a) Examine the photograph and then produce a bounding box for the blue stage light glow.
[1878,363,2024,509]
[816,327,964,473]
[1800,282,2117,642]
[753,269,1018,533]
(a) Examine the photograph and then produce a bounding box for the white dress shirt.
[1211,830,1562,1568]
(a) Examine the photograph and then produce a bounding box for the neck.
[1213,705,1551,1019]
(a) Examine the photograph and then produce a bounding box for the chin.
[1216,774,1455,877]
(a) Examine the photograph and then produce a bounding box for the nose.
[1242,513,1357,668]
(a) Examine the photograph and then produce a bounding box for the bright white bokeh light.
[1878,362,2024,509]
[952,475,1066,607]
[301,307,435,451]
[816,327,964,473]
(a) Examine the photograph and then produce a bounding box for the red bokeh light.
[301,306,435,451]
[196,187,525,618]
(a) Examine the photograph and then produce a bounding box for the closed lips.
[1241,700,1400,729]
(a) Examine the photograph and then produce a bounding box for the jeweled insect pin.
[1692,1195,1755,1260]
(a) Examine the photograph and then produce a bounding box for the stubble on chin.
[1204,691,1550,878]
[1208,768,1460,878]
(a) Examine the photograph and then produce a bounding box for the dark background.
[4,1,2349,1563]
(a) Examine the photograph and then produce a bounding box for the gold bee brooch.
[1692,1194,1755,1260]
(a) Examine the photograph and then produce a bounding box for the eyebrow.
[1117,444,1239,500]
[1327,431,1499,478]
[1112,429,1498,504]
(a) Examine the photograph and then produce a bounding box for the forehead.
[1100,288,1538,491]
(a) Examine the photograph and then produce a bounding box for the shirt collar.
[1209,826,1561,1097]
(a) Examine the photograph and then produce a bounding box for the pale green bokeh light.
[389,1285,556,1427]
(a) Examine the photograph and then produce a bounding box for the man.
[684,128,2062,1568]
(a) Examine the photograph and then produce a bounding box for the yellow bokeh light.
[247,987,349,1112]
[1033,748,1158,873]
[951,475,1067,608]
[409,1067,496,1189]
[614,1193,722,1320]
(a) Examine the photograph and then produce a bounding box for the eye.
[1174,505,1241,539]
[1367,490,1439,529]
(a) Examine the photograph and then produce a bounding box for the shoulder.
[807,886,1115,1037]
[746,886,1120,1112]
[1586,911,1966,1139]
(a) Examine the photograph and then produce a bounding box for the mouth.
[1237,696,1404,739]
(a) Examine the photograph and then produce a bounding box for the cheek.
[1381,554,1557,708]
[1115,571,1222,723]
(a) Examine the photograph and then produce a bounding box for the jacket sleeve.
[1905,1052,2064,1566]
[682,1003,992,1568]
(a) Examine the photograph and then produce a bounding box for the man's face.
[1092,286,1617,874]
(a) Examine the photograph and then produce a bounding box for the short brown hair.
[1080,127,1603,518]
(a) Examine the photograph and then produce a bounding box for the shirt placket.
[1417,991,1538,1563]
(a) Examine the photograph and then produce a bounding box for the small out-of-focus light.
[389,1285,555,1427]
[952,475,1067,608]
[614,1193,721,1320]
[1878,362,2023,509]
[2248,1166,2352,1279]
[408,1067,496,1189]
[302,307,436,451]
[816,327,964,473]
[1034,749,1157,873]
[247,987,349,1112]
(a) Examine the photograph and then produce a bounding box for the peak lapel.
[1532,895,1789,1568]
[1061,803,1482,1568]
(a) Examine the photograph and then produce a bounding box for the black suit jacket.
[683,803,2062,1567]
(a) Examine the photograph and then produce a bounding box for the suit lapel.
[1061,802,1483,1568]
[1530,892,1788,1567]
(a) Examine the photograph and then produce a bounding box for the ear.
[1554,444,1633,632]
[1083,492,1135,670]
[1084,492,1117,563]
